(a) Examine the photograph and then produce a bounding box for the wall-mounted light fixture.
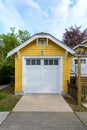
[41,50,44,56]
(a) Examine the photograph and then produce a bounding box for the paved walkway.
[13,94,72,112]
[0,112,9,125]
[0,84,10,90]
[0,112,87,130]
[76,112,87,127]
[1,95,87,130]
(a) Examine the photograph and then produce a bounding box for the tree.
[17,29,30,43]
[0,28,30,85]
[62,25,87,48]
[0,27,30,67]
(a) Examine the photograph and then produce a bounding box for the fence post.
[77,56,81,108]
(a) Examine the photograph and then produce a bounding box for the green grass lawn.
[0,86,21,111]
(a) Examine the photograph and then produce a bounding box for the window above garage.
[36,38,48,47]
[40,39,45,46]
[26,58,59,66]
[44,59,59,65]
[26,59,41,65]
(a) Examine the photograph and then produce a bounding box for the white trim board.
[22,56,63,59]
[82,39,87,44]
[73,44,87,49]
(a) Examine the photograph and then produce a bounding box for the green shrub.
[0,65,14,85]
[0,93,7,100]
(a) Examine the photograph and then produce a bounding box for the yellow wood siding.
[15,39,71,93]
[15,55,22,92]
[63,56,71,92]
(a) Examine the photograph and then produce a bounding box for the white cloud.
[71,0,87,19]
[0,0,5,10]
[22,0,40,10]
[38,0,71,39]
[0,0,71,39]
[49,0,87,39]
[0,0,87,40]
[67,0,87,31]
[0,0,28,33]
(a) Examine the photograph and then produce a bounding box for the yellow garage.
[7,32,75,95]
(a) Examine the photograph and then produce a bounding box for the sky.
[0,0,87,40]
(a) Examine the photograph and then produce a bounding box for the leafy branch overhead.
[0,27,30,52]
[0,27,30,67]
[62,25,87,48]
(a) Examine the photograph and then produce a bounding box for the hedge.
[0,65,14,85]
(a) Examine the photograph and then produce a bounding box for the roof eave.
[82,39,87,44]
[7,33,75,57]
[73,44,87,50]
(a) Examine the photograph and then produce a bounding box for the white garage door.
[22,58,62,94]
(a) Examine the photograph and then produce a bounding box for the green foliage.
[0,93,7,100]
[0,65,15,85]
[0,27,30,56]
[17,29,30,43]
[63,25,87,48]
[0,27,30,85]
[0,86,21,111]
[0,27,30,68]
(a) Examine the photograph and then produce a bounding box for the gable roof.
[7,32,75,57]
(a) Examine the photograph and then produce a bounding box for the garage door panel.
[23,58,62,94]
[26,69,40,82]
[24,68,41,93]
[41,68,58,93]
[25,87,41,93]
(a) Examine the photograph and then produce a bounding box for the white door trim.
[22,56,63,94]
[22,56,62,59]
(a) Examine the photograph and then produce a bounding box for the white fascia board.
[7,33,75,57]
[38,33,75,54]
[7,34,49,57]
[7,46,20,57]
[73,44,87,50]
[7,35,38,57]
[73,46,77,50]
[48,35,75,54]
[73,44,81,49]
[81,39,87,44]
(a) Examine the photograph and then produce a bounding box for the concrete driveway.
[1,112,87,130]
[1,95,87,130]
[13,94,72,112]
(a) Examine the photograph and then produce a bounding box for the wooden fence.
[68,83,87,101]
[68,83,77,99]
[81,84,87,100]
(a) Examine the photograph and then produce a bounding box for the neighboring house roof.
[7,32,75,57]
[81,39,87,44]
[73,44,87,50]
